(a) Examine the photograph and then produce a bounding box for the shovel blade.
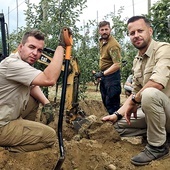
[54,156,65,170]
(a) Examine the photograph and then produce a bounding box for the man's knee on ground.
[45,127,57,147]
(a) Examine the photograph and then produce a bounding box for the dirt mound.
[1,98,170,170]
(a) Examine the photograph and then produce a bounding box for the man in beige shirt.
[0,28,71,152]
[102,16,170,165]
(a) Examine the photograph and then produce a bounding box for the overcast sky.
[1,0,159,33]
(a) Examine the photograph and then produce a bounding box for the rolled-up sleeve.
[150,44,170,88]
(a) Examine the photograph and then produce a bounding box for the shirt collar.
[136,39,155,60]
[144,39,155,58]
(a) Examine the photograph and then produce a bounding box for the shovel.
[54,28,73,170]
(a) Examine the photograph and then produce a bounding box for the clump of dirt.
[1,90,170,170]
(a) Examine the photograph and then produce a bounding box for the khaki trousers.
[115,87,170,147]
[0,96,57,152]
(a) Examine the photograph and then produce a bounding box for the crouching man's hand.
[41,103,54,125]
[101,111,123,124]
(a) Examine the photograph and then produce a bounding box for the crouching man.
[102,16,170,166]
[0,28,71,152]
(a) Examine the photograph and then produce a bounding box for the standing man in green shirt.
[95,21,122,115]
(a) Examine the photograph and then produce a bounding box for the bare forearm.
[43,46,64,83]
[30,86,49,105]
[135,80,163,103]
[103,63,120,76]
[117,95,132,115]
[32,46,64,86]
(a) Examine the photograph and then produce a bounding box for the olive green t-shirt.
[99,35,121,71]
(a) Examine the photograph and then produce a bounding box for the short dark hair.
[98,21,110,28]
[21,29,45,44]
[127,16,151,27]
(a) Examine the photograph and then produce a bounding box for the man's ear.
[19,44,23,48]
[149,27,153,36]
[17,44,23,51]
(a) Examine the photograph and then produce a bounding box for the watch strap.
[114,111,123,121]
[132,94,141,104]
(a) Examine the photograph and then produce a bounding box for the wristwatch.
[114,111,123,121]
[131,94,141,104]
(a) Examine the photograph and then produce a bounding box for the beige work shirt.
[0,52,41,127]
[132,39,170,97]
[99,35,121,71]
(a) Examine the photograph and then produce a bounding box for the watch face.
[132,94,135,100]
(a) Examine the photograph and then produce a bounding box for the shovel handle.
[54,27,73,170]
[63,28,73,60]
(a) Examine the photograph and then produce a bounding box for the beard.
[134,43,147,50]
[101,34,110,40]
[132,38,148,50]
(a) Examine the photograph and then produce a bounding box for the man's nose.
[32,49,38,55]
[134,31,140,37]
[103,29,107,33]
